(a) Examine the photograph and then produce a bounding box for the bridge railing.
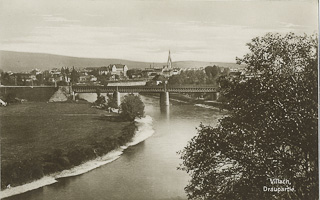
[72,85,217,93]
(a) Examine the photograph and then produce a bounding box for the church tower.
[167,50,172,69]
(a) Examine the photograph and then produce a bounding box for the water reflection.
[160,105,170,119]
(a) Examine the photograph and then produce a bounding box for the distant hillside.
[173,61,244,70]
[0,51,244,72]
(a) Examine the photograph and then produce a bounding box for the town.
[0,51,244,87]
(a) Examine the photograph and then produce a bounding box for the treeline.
[168,66,229,86]
[1,123,136,189]
[0,67,79,86]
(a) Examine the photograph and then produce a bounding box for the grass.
[0,102,134,188]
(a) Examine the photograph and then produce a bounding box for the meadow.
[0,102,135,189]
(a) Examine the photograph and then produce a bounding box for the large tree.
[120,94,145,121]
[179,33,318,199]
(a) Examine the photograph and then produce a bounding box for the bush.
[120,94,145,121]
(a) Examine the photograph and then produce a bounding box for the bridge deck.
[72,86,217,93]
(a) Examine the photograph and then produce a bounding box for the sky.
[0,0,318,63]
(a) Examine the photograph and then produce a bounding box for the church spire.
[167,50,172,69]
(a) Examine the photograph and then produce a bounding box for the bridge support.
[211,92,220,101]
[113,91,121,107]
[215,92,220,100]
[216,92,220,100]
[72,91,76,101]
[160,92,170,106]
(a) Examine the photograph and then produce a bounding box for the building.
[161,50,178,77]
[109,64,128,77]
[167,50,172,69]
[79,75,97,83]
[99,66,109,75]
[98,65,128,77]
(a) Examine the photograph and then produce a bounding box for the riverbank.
[0,102,137,191]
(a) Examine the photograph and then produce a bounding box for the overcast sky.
[0,0,318,63]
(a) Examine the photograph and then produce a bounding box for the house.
[30,69,42,75]
[172,68,181,75]
[79,75,98,83]
[108,64,128,77]
[99,66,109,75]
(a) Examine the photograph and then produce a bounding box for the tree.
[168,70,207,86]
[16,74,24,86]
[70,67,79,84]
[95,88,106,106]
[120,94,145,121]
[168,74,183,85]
[61,67,65,80]
[36,74,44,85]
[127,69,142,78]
[107,94,118,109]
[178,33,318,199]
[65,67,70,81]
[0,72,14,85]
[205,65,221,85]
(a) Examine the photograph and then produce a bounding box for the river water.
[4,95,224,200]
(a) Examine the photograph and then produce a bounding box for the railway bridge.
[72,85,219,106]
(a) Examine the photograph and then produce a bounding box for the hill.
[0,51,244,72]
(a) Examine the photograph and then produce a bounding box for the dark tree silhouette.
[70,67,79,84]
[179,33,318,200]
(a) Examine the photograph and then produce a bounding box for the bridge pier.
[72,91,76,101]
[160,92,170,106]
[113,91,121,107]
[210,92,220,101]
[216,92,220,100]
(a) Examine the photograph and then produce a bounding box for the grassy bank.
[0,102,136,189]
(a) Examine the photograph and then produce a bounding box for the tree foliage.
[179,33,318,199]
[107,94,118,109]
[205,65,220,78]
[127,69,142,78]
[168,67,225,86]
[146,75,167,86]
[120,94,145,121]
[168,70,207,86]
[0,72,15,85]
[70,67,79,84]
[95,88,106,106]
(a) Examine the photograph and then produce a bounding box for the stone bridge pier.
[113,91,121,107]
[160,92,170,106]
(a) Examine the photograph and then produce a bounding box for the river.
[4,95,224,200]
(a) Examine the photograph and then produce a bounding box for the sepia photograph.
[0,0,318,199]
